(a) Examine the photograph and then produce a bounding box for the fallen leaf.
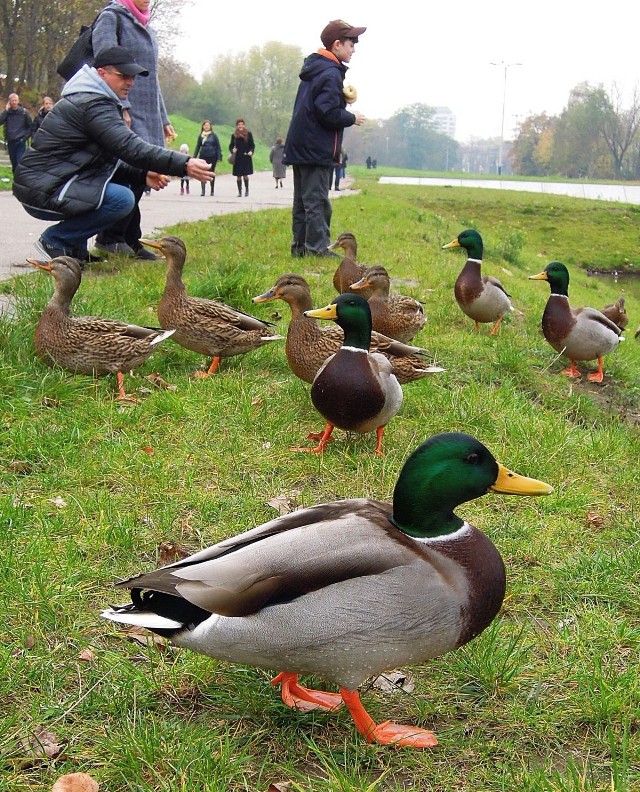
[266,489,302,515]
[24,635,36,649]
[586,512,605,529]
[268,783,294,792]
[51,772,99,792]
[6,460,32,474]
[41,396,60,408]
[372,670,415,693]
[121,625,166,649]
[251,395,264,408]
[78,648,96,662]
[141,445,154,455]
[144,372,177,391]
[48,496,67,509]
[157,540,191,565]
[19,727,62,762]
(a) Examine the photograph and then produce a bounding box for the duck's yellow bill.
[442,239,461,250]
[305,303,338,320]
[528,271,549,281]
[490,463,553,496]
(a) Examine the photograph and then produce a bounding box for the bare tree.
[600,83,640,178]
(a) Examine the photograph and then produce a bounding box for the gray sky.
[173,0,638,142]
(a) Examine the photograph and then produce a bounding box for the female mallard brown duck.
[252,274,442,385]
[350,264,426,343]
[601,296,629,331]
[295,293,403,456]
[529,261,624,383]
[102,431,552,748]
[328,231,367,293]
[442,229,512,334]
[141,236,282,376]
[30,256,174,401]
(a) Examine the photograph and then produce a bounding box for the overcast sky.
[173,1,638,142]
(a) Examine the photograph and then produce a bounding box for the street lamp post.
[490,61,522,176]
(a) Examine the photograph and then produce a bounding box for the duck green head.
[305,293,373,350]
[442,229,483,260]
[529,261,569,296]
[391,432,553,538]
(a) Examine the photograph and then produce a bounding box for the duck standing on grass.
[529,261,624,383]
[252,274,442,385]
[102,431,552,748]
[294,293,403,456]
[601,296,629,331]
[350,264,426,343]
[140,236,283,377]
[30,256,174,401]
[442,229,513,334]
[328,231,367,293]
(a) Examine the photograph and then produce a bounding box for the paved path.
[0,170,354,281]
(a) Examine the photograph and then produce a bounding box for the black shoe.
[78,250,104,263]
[291,246,306,258]
[94,241,137,257]
[35,236,67,261]
[132,246,160,261]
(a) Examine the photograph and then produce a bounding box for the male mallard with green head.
[102,431,552,748]
[295,293,403,456]
[252,274,442,385]
[442,229,512,334]
[141,236,282,377]
[529,261,624,383]
[30,256,174,401]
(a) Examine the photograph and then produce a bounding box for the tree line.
[2,1,638,177]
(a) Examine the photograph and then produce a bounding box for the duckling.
[328,232,367,293]
[141,236,282,376]
[294,293,403,456]
[30,257,174,401]
[601,296,629,331]
[350,265,426,343]
[442,229,512,334]
[102,431,552,749]
[252,274,442,385]
[529,261,624,383]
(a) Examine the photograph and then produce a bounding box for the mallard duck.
[442,229,513,334]
[102,431,552,748]
[529,261,624,383]
[292,293,403,455]
[328,232,367,293]
[30,257,174,401]
[252,274,442,385]
[601,296,629,331]
[350,265,426,343]
[141,236,283,377]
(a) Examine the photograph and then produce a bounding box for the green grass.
[1,181,639,791]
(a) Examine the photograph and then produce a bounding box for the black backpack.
[57,7,126,81]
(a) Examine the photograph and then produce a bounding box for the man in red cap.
[284,20,366,258]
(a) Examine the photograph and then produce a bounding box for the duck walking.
[442,229,512,334]
[252,274,441,385]
[296,293,403,456]
[328,232,367,293]
[141,236,282,376]
[529,261,624,383]
[30,257,174,401]
[102,431,552,748]
[350,264,426,343]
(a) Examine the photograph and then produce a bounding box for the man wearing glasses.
[13,46,212,264]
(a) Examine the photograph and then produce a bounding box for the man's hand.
[186,158,214,182]
[146,172,171,191]
[353,112,365,126]
[164,123,176,141]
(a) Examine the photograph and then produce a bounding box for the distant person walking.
[194,120,221,196]
[284,19,366,257]
[230,118,255,197]
[0,93,32,171]
[270,136,286,188]
[179,142,190,193]
[30,96,54,139]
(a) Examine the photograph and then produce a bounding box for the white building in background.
[431,107,456,139]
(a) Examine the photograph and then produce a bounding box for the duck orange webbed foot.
[271,672,343,712]
[192,356,221,379]
[561,360,582,378]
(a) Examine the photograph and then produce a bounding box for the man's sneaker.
[132,246,160,261]
[34,236,67,261]
[93,241,137,257]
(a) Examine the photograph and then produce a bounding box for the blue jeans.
[7,139,27,172]
[26,183,135,255]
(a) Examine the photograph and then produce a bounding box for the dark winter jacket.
[284,51,356,167]
[0,103,32,143]
[230,132,255,177]
[30,107,50,139]
[194,131,221,165]
[13,65,189,219]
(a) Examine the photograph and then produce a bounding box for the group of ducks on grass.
[28,227,632,748]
